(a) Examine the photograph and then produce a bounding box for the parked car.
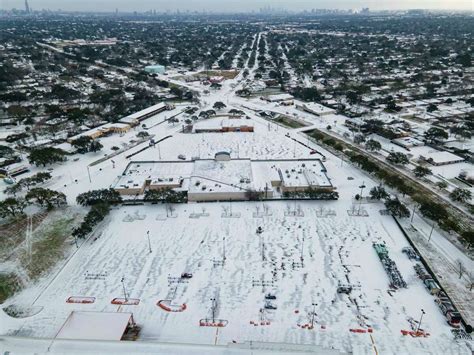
[181,273,193,279]
[309,150,317,155]
[264,301,277,310]
[178,154,186,160]
[265,293,276,300]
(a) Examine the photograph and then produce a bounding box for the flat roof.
[57,311,132,341]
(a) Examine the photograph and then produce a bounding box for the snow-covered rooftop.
[57,311,132,341]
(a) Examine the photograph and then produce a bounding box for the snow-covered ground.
[2,200,470,354]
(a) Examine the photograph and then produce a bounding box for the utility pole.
[256,226,264,261]
[300,233,305,262]
[147,230,152,253]
[358,181,366,213]
[222,235,226,262]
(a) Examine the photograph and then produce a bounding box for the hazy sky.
[2,0,472,12]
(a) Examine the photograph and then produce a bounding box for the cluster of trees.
[413,165,432,178]
[212,101,226,110]
[450,125,472,140]
[365,139,382,152]
[71,136,103,154]
[449,188,472,204]
[0,198,27,218]
[76,188,122,206]
[5,172,52,195]
[369,186,389,200]
[282,188,339,200]
[310,131,344,151]
[28,147,67,167]
[362,119,398,140]
[368,185,410,218]
[25,188,67,209]
[291,87,320,102]
[72,188,123,239]
[144,189,187,203]
[385,198,411,218]
[72,203,110,239]
[0,187,66,218]
[386,152,409,165]
[424,127,448,143]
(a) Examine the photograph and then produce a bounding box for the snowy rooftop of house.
[392,137,424,147]
[124,102,167,120]
[266,93,294,102]
[56,311,132,341]
[420,150,465,164]
[101,122,130,130]
[296,101,335,114]
[444,140,473,151]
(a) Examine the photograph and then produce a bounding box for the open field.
[1,201,470,354]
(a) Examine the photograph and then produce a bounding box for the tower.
[25,0,30,13]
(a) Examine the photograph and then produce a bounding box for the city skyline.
[1,0,472,12]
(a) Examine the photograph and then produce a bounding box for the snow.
[1,39,472,355]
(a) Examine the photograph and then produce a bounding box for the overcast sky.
[2,0,472,12]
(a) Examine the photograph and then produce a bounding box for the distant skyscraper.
[25,0,30,13]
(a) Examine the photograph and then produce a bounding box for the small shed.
[56,311,136,341]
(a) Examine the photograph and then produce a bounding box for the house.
[263,93,294,103]
[209,76,225,84]
[344,117,366,131]
[296,101,336,116]
[420,150,465,166]
[119,102,174,126]
[66,123,131,143]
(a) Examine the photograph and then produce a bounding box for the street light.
[416,309,425,333]
[411,203,417,222]
[121,277,128,302]
[310,303,318,328]
[358,181,366,213]
[428,223,435,242]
